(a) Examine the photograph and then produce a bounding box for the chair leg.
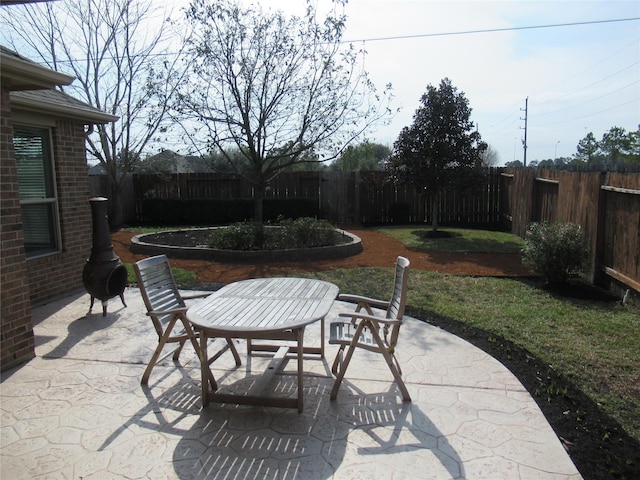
[370,328,411,402]
[141,316,180,385]
[330,321,367,400]
[330,342,358,400]
[172,339,187,361]
[227,338,241,366]
[182,318,217,393]
[331,344,345,376]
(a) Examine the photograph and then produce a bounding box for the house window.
[14,125,61,258]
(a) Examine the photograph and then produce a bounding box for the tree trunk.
[254,184,265,224]
[431,191,439,232]
[254,184,266,248]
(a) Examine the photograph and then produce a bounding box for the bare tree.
[2,0,183,227]
[171,0,394,223]
[481,144,500,167]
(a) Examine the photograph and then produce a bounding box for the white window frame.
[13,124,62,259]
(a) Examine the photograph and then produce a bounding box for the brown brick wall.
[25,119,92,306]
[1,89,95,371]
[1,87,35,370]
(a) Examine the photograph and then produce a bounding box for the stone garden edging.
[130,228,363,263]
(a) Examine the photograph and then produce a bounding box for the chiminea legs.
[88,292,127,317]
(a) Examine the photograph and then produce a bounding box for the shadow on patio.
[0,287,581,479]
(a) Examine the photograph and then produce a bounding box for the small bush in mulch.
[207,217,345,251]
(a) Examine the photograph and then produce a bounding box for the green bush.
[207,217,342,250]
[521,222,588,285]
[207,222,262,250]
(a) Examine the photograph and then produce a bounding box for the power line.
[543,98,640,126]
[536,79,640,118]
[535,61,640,108]
[343,17,640,44]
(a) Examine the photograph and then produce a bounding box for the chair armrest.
[181,293,211,300]
[338,293,389,309]
[337,311,401,326]
[146,307,188,316]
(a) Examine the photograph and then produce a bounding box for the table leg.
[320,317,325,359]
[297,327,305,413]
[200,329,216,407]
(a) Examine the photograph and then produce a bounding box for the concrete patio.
[1,286,582,479]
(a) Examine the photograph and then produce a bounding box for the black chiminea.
[82,197,127,316]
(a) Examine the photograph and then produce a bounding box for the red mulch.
[112,227,531,284]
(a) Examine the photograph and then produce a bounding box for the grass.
[301,228,640,445]
[124,225,640,454]
[377,226,524,253]
[123,263,196,287]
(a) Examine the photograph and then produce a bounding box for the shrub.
[207,217,342,250]
[207,222,262,250]
[521,222,588,285]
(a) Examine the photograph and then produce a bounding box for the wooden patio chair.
[329,256,411,401]
[134,254,240,386]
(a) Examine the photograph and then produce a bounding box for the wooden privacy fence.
[131,168,640,294]
[502,168,640,295]
[132,168,505,227]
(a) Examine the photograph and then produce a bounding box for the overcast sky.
[252,0,639,165]
[5,0,637,165]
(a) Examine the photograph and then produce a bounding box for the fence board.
[602,173,640,292]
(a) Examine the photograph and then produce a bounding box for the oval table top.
[187,277,339,335]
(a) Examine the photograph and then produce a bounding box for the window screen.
[14,125,60,257]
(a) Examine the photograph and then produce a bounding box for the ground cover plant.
[206,218,343,250]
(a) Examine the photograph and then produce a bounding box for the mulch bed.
[112,227,531,284]
[112,227,639,479]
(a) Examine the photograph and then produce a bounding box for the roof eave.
[11,93,119,124]
[0,50,75,90]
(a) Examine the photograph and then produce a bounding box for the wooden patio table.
[187,277,339,413]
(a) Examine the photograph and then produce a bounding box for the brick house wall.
[25,120,93,306]
[1,87,35,369]
[1,46,115,370]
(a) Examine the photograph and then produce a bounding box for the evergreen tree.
[388,78,486,232]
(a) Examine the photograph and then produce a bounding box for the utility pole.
[520,97,528,167]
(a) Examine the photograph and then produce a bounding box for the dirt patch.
[112,226,531,284]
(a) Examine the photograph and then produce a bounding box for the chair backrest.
[134,255,185,335]
[386,256,410,322]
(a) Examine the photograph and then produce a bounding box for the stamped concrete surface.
[1,287,582,479]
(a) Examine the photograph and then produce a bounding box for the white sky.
[215,0,639,165]
[5,0,638,165]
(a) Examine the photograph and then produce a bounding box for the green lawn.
[377,226,524,253]
[125,225,640,449]
[124,262,196,287]
[303,227,640,446]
